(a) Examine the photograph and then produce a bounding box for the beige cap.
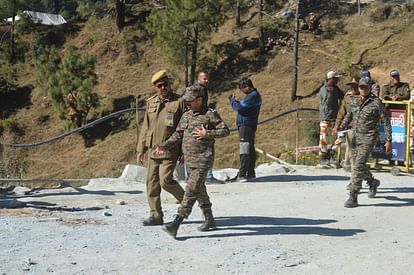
[326,71,341,79]
[151,70,168,84]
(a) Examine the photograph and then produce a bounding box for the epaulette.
[146,95,157,101]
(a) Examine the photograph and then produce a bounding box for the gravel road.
[1,164,413,275]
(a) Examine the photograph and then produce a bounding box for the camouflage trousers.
[146,157,185,219]
[178,167,212,218]
[348,137,375,191]
[319,120,336,159]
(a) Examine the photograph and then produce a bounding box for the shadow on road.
[178,215,365,240]
[254,175,350,182]
[10,187,142,199]
[360,187,414,207]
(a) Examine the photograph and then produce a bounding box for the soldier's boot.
[162,215,184,239]
[198,209,217,232]
[367,179,380,198]
[344,190,358,208]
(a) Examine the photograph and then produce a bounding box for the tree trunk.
[10,0,16,63]
[185,29,189,87]
[190,25,199,84]
[116,0,125,32]
[236,0,241,27]
[258,0,265,55]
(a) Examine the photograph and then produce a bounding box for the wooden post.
[295,99,300,164]
[357,0,361,15]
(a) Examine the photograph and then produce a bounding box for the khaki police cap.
[151,70,168,84]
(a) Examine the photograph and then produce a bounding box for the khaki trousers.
[146,157,184,219]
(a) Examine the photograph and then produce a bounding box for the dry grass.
[4,3,414,178]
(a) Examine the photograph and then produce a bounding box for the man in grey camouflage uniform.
[155,84,230,238]
[340,77,392,208]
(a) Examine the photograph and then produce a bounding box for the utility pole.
[291,0,301,164]
[291,0,300,101]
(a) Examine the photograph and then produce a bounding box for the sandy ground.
[1,164,414,275]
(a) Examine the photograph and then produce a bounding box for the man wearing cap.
[155,84,230,238]
[229,77,262,182]
[340,77,392,208]
[360,70,380,97]
[381,69,410,101]
[137,70,186,226]
[318,71,344,165]
[333,76,360,171]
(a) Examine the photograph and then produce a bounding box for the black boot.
[344,190,358,208]
[198,209,217,232]
[142,216,163,226]
[367,179,380,198]
[162,215,184,239]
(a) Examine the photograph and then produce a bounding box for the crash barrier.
[371,100,413,175]
[0,107,319,148]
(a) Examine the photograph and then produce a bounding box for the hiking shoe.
[367,179,380,198]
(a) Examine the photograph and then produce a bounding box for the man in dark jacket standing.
[319,70,344,165]
[229,78,262,182]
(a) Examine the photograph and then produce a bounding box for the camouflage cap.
[358,76,371,87]
[182,84,205,101]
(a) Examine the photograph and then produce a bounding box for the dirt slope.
[3,2,414,178]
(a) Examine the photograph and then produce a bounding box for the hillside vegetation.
[1,0,414,179]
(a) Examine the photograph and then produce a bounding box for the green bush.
[48,50,99,128]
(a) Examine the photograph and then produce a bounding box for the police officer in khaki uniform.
[137,70,186,226]
[381,69,410,101]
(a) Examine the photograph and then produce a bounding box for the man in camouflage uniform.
[333,76,360,171]
[340,77,392,208]
[360,70,380,97]
[137,70,186,226]
[155,84,230,238]
[381,69,410,101]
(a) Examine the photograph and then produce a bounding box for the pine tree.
[146,0,224,84]
[48,50,99,128]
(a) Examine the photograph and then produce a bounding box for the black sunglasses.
[156,82,169,89]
